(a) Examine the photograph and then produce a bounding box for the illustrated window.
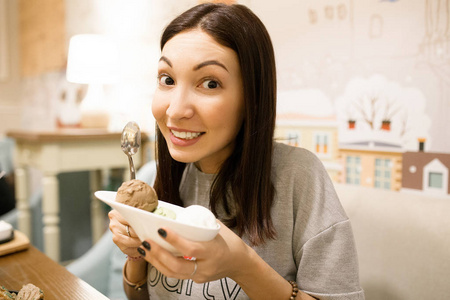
[346,156,361,185]
[314,132,331,157]
[374,158,391,190]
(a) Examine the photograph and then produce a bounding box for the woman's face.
[152,29,244,174]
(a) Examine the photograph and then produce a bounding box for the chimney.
[348,120,356,130]
[418,137,426,152]
[381,120,391,131]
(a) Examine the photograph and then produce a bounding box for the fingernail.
[137,247,146,256]
[142,241,151,250]
[158,228,167,238]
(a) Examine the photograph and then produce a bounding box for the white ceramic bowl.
[95,191,220,255]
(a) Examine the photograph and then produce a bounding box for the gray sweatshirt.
[147,142,365,299]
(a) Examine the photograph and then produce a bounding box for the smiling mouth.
[171,129,204,140]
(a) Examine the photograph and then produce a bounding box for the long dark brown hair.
[154,3,277,246]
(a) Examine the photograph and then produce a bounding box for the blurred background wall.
[1,0,449,152]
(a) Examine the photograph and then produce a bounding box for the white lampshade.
[65,34,119,128]
[66,34,119,84]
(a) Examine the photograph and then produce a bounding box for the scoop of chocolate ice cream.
[116,179,158,212]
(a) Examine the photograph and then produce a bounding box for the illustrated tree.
[349,93,405,132]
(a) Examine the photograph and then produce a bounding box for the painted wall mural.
[272,0,450,197]
[5,0,448,196]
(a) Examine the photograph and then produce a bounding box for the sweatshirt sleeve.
[295,220,365,300]
[284,145,365,299]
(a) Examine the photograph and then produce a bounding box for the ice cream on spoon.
[117,121,176,218]
[117,121,217,226]
[116,179,158,212]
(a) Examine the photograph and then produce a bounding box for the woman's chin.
[168,149,198,164]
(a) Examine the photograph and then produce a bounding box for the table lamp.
[66,34,119,128]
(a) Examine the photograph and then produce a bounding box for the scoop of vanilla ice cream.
[176,205,217,229]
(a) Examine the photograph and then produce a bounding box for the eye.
[201,79,220,89]
[158,74,175,86]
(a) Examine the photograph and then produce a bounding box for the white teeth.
[171,130,201,140]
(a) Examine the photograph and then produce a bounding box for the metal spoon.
[121,121,141,180]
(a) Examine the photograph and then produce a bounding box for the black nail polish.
[142,241,151,250]
[158,228,167,238]
[137,247,146,256]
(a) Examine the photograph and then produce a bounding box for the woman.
[109,3,365,300]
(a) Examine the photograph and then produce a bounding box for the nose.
[166,87,195,120]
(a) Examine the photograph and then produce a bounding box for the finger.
[108,209,128,224]
[112,232,142,258]
[112,229,141,247]
[124,225,140,240]
[138,239,197,280]
[156,227,205,259]
[110,222,141,249]
[109,218,127,237]
[127,225,137,238]
[108,210,136,237]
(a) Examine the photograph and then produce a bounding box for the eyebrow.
[194,60,229,72]
[159,56,228,72]
[159,56,172,67]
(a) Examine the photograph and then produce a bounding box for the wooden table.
[7,128,150,262]
[0,246,109,299]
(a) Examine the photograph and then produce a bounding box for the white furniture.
[336,183,450,300]
[7,128,148,262]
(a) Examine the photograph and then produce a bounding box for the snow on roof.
[276,113,338,127]
[276,88,337,127]
[277,88,335,117]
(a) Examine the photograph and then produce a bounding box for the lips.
[168,128,204,146]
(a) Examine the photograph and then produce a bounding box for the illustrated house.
[338,131,403,191]
[275,113,341,182]
[402,142,450,196]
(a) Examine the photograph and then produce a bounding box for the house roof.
[339,130,403,152]
[339,141,403,153]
